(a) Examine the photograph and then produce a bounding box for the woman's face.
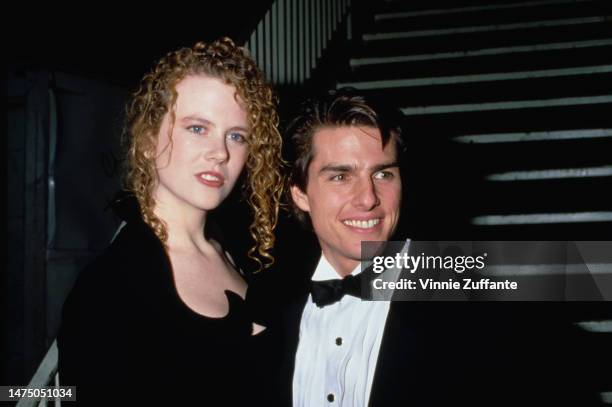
[153,74,249,213]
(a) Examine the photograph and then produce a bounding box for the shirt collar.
[311,253,360,282]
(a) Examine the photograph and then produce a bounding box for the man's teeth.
[200,174,220,181]
[343,219,380,229]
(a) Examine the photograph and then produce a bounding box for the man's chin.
[346,245,376,262]
[345,233,394,261]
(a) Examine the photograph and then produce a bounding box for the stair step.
[422,138,612,172]
[364,16,610,41]
[347,73,612,114]
[351,39,612,67]
[464,179,612,222]
[373,0,609,32]
[340,64,612,89]
[406,193,612,237]
[576,320,612,332]
[350,43,612,80]
[471,212,612,225]
[375,0,596,17]
[463,222,612,238]
[400,94,612,115]
[485,166,612,181]
[357,21,612,57]
[452,129,612,144]
[483,266,612,277]
[473,178,612,210]
[403,104,612,136]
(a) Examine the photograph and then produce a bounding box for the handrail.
[16,340,60,407]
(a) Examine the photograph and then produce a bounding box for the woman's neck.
[152,194,211,254]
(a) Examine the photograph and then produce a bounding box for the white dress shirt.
[292,254,392,407]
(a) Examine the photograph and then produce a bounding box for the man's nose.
[352,177,380,210]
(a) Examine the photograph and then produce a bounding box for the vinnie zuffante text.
[371,252,518,291]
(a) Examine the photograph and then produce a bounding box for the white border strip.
[486,166,612,181]
[472,212,612,225]
[363,17,608,41]
[339,65,612,89]
[375,0,579,20]
[401,95,612,115]
[453,129,612,144]
[350,39,612,66]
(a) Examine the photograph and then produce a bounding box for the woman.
[57,38,283,405]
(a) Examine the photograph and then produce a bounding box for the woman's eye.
[188,125,206,135]
[228,132,247,143]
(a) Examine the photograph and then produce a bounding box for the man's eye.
[188,125,206,135]
[373,171,393,180]
[228,132,247,144]
[330,174,346,181]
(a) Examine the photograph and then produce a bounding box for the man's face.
[291,126,402,276]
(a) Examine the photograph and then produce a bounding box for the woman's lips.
[195,171,225,187]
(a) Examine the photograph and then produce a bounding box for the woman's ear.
[143,134,159,160]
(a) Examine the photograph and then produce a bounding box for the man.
[286,89,407,407]
[256,88,598,406]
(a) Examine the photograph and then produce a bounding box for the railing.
[16,340,61,407]
[246,0,352,85]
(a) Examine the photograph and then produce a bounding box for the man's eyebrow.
[318,162,399,175]
[318,164,355,175]
[372,162,399,172]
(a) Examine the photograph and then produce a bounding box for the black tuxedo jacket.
[249,242,603,406]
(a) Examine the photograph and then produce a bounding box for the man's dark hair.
[285,87,406,228]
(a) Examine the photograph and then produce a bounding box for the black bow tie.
[310,273,364,308]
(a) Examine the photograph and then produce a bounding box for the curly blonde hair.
[122,37,283,270]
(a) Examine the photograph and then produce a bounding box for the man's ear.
[290,185,310,213]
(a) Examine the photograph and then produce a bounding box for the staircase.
[327,3,612,402]
[338,0,612,239]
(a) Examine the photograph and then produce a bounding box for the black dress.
[57,194,263,406]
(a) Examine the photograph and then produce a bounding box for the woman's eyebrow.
[180,115,213,126]
[227,125,250,133]
[181,116,248,132]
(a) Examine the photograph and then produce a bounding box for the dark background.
[8,2,275,86]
